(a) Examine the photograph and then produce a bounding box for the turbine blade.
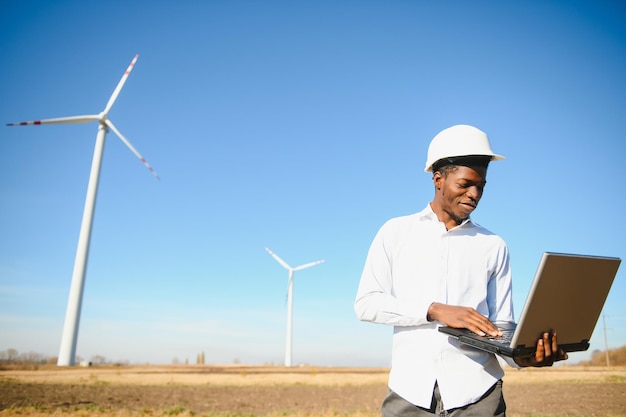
[103,54,139,115]
[265,247,292,270]
[7,115,100,126]
[293,259,325,271]
[105,120,160,180]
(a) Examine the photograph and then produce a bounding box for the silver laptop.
[439,252,621,357]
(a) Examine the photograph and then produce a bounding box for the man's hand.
[428,302,502,337]
[514,331,569,367]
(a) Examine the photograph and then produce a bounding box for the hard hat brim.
[425,153,505,173]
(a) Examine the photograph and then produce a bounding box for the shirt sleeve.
[484,243,521,368]
[354,222,431,327]
[486,242,515,324]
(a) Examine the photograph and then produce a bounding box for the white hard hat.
[424,124,505,172]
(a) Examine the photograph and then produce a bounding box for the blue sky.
[1,0,625,367]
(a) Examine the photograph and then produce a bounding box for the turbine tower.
[265,247,324,367]
[7,55,158,366]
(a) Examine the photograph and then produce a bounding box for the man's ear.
[433,171,444,190]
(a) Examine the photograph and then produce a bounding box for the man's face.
[434,165,488,226]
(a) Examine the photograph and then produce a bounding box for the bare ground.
[1,365,625,416]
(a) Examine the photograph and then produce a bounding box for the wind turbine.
[265,247,324,367]
[7,54,158,366]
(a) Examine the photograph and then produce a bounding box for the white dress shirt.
[355,204,515,410]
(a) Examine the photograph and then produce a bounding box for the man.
[354,124,567,416]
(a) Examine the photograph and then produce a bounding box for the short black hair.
[432,155,492,176]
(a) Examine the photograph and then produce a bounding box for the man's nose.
[466,186,481,200]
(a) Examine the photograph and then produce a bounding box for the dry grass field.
[1,364,625,417]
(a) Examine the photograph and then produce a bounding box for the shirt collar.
[418,203,476,230]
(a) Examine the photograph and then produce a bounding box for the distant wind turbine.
[265,247,324,367]
[7,55,158,366]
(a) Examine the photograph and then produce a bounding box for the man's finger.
[541,333,556,365]
[551,332,559,353]
[543,333,553,358]
[534,338,545,363]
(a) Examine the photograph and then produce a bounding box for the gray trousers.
[382,380,506,417]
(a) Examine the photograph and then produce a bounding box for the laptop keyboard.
[489,329,514,344]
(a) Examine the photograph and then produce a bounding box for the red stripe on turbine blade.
[7,121,40,126]
[125,62,136,75]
